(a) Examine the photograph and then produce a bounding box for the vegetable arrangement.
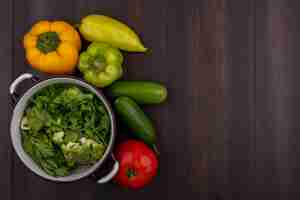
[22,14,167,189]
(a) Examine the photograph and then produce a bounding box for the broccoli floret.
[21,117,30,130]
[52,131,65,144]
[80,137,105,161]
[65,87,82,98]
[61,137,105,165]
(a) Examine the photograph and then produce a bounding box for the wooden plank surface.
[223,0,256,199]
[7,1,224,200]
[0,0,12,200]
[224,0,300,199]
[6,0,300,199]
[255,1,300,199]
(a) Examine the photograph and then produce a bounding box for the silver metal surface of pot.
[9,73,119,183]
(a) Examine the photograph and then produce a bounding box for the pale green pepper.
[79,15,147,52]
[78,42,123,87]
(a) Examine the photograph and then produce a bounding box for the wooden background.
[1,0,300,199]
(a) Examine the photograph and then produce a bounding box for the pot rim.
[10,77,116,182]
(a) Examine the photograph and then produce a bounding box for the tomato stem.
[126,168,137,178]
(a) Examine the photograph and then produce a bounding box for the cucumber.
[107,81,167,104]
[114,96,156,146]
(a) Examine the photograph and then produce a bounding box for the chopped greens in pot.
[21,84,111,177]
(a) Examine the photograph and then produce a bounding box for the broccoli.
[52,131,65,144]
[61,137,105,165]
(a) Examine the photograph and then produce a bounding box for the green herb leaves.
[21,84,110,176]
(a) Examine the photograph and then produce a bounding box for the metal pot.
[9,73,119,183]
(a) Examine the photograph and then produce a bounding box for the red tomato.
[114,140,158,189]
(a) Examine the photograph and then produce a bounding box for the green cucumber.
[107,81,167,104]
[114,96,156,146]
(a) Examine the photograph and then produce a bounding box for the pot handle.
[9,73,39,104]
[93,154,120,184]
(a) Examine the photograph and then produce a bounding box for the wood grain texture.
[9,0,300,199]
[255,1,300,199]
[223,0,256,199]
[7,0,224,200]
[224,0,300,199]
[0,0,12,200]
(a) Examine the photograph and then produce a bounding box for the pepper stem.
[37,31,60,54]
[93,56,107,72]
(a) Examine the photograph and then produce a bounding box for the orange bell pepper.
[23,21,81,74]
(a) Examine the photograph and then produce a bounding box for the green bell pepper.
[78,42,123,87]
